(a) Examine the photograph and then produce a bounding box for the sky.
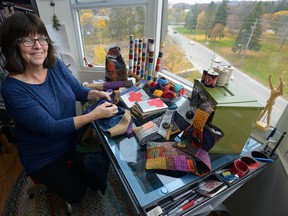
[169,0,217,3]
[169,0,272,4]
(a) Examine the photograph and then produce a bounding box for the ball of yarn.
[155,83,163,90]
[163,83,175,92]
[149,81,157,88]
[178,88,186,96]
[173,83,184,93]
[153,89,163,97]
[162,90,176,99]
[157,78,168,86]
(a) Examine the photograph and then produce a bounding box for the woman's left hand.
[88,90,112,101]
[97,90,112,101]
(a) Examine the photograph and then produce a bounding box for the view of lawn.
[176,26,288,98]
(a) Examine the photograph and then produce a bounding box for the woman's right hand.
[91,102,119,119]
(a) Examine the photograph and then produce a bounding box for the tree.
[272,10,288,33]
[274,0,288,13]
[184,4,199,32]
[163,37,189,73]
[80,10,94,35]
[232,2,263,54]
[272,11,288,50]
[185,7,193,31]
[202,1,217,40]
[94,44,106,65]
[213,0,228,32]
[106,7,145,41]
[93,17,106,30]
[211,23,225,40]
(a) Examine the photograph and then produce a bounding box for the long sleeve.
[1,59,89,173]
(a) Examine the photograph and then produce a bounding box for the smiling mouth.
[32,53,43,56]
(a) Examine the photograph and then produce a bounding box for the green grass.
[175,27,288,98]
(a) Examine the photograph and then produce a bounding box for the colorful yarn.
[178,88,186,96]
[153,89,163,97]
[173,83,184,93]
[146,157,167,170]
[147,146,164,158]
[187,159,195,172]
[157,78,168,86]
[166,156,175,170]
[128,35,134,73]
[149,81,157,88]
[174,155,188,172]
[163,83,175,92]
[162,90,175,99]
[155,83,163,90]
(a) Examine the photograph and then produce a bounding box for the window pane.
[165,0,288,127]
[77,6,146,67]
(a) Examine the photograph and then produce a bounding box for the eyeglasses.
[17,36,49,47]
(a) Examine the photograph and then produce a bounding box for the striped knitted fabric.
[145,141,196,173]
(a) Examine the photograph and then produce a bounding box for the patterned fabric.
[145,141,211,176]
[105,46,127,82]
[146,142,194,172]
[132,111,181,146]
[132,120,162,146]
[182,102,224,152]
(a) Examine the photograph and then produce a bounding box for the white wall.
[36,0,104,82]
[276,104,288,174]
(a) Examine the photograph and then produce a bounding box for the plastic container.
[230,160,249,177]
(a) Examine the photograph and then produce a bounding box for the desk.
[93,114,273,216]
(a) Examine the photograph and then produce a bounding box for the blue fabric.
[97,107,126,132]
[85,97,126,133]
[1,58,90,174]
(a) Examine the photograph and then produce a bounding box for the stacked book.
[120,87,150,109]
[131,97,168,121]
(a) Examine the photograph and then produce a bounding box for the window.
[71,0,164,72]
[71,0,287,129]
[163,0,288,128]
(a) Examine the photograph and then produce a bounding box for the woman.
[0,13,118,203]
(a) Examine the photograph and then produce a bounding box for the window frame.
[70,0,164,74]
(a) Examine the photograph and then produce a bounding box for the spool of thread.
[204,70,219,87]
[224,65,233,85]
[201,70,208,83]
[216,68,229,86]
[128,35,134,73]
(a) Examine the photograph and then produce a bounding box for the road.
[168,26,287,126]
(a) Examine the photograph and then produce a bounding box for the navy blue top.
[1,59,90,174]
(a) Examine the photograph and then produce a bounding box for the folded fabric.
[106,109,132,137]
[182,102,224,152]
[132,118,162,146]
[96,106,132,138]
[145,141,211,176]
[85,97,132,138]
[132,111,182,146]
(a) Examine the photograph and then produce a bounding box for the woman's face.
[18,33,49,70]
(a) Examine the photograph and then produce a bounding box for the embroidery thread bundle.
[128,35,164,82]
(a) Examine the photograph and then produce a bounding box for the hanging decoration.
[50,1,61,30]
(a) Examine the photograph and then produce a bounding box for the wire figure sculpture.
[256,75,284,131]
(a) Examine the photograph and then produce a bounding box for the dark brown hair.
[0,13,57,73]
